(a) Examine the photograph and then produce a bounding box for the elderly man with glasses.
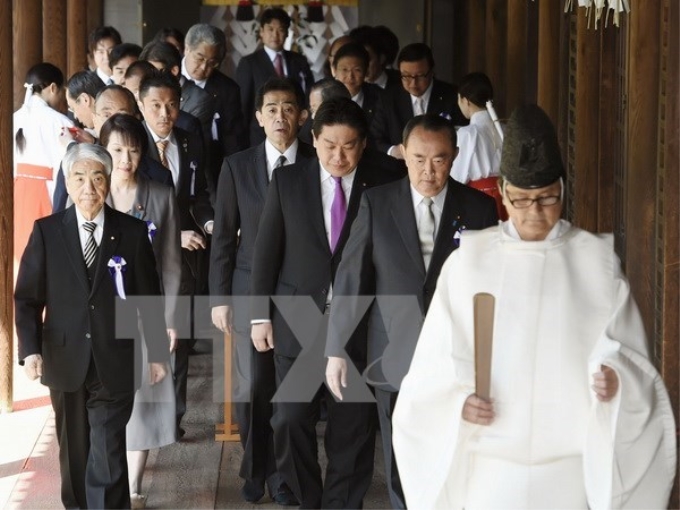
[392,104,677,510]
[370,42,466,159]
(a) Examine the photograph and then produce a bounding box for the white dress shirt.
[263,46,288,77]
[149,129,180,190]
[181,58,207,89]
[265,139,299,181]
[410,182,447,238]
[320,164,355,248]
[411,80,434,115]
[351,89,365,108]
[451,110,502,183]
[75,206,105,250]
[96,68,113,86]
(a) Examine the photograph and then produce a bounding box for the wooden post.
[537,0,561,124]
[215,332,239,442]
[12,0,42,110]
[505,0,527,114]
[485,0,506,116]
[571,12,601,232]
[465,0,486,75]
[0,0,14,413]
[67,0,88,77]
[625,0,661,343]
[86,0,104,37]
[43,0,67,74]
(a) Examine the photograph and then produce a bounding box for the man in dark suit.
[52,85,173,212]
[15,143,169,509]
[210,77,313,506]
[182,23,246,184]
[326,114,498,508]
[138,73,214,438]
[236,8,314,147]
[370,43,467,158]
[249,98,402,509]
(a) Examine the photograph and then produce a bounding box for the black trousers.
[374,388,406,509]
[232,329,284,493]
[272,352,376,509]
[50,357,134,509]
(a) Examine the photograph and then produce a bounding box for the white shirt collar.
[265,138,299,168]
[351,89,365,107]
[319,162,357,186]
[411,80,434,111]
[410,182,447,212]
[373,71,388,89]
[263,46,282,62]
[148,128,176,145]
[181,57,207,88]
[75,205,105,229]
[96,68,112,85]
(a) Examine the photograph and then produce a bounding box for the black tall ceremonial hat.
[500,104,565,189]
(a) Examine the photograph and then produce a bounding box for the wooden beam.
[67,0,88,77]
[0,0,14,413]
[485,0,506,116]
[625,0,661,343]
[43,0,67,74]
[505,0,527,113]
[572,11,601,232]
[537,0,561,124]
[12,0,42,110]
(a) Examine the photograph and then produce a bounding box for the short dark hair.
[373,25,399,65]
[140,41,182,70]
[152,27,185,54]
[260,7,291,30]
[312,97,368,141]
[88,26,122,53]
[24,62,64,92]
[332,42,370,72]
[309,78,351,102]
[109,43,142,68]
[402,113,456,148]
[67,70,106,100]
[99,113,149,156]
[255,77,304,111]
[124,60,160,82]
[139,73,181,103]
[397,43,435,70]
[458,72,494,108]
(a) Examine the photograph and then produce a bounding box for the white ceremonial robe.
[451,110,501,184]
[392,220,676,510]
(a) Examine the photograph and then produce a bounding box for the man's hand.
[23,354,43,380]
[251,322,274,352]
[181,230,206,251]
[149,362,167,385]
[167,328,178,352]
[462,394,495,425]
[325,357,348,401]
[592,365,619,402]
[212,305,232,335]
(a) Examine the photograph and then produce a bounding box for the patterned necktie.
[273,53,284,77]
[275,155,288,168]
[418,197,435,269]
[83,221,98,268]
[156,140,169,168]
[330,176,347,252]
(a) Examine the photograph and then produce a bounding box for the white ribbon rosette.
[107,256,127,300]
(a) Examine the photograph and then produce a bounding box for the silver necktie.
[83,221,98,268]
[418,197,435,270]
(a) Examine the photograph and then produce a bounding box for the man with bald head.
[53,85,173,211]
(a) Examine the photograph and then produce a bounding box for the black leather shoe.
[241,479,265,503]
[271,489,299,506]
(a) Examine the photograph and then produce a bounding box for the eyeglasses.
[187,51,221,69]
[506,195,561,208]
[400,70,432,83]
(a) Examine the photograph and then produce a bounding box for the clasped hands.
[462,365,619,425]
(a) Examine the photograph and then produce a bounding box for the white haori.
[392,220,676,509]
[451,110,502,184]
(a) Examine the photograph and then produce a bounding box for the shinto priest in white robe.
[392,219,676,509]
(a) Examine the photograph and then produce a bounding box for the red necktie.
[274,53,284,77]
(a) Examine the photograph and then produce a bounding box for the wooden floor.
[2,337,391,509]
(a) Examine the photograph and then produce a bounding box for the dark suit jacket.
[236,48,315,147]
[326,177,498,390]
[52,148,174,213]
[209,140,316,334]
[181,79,214,145]
[249,157,402,358]
[370,79,466,153]
[15,205,168,395]
[360,82,382,132]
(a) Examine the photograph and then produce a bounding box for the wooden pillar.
[485,0,506,116]
[537,0,561,124]
[43,0,67,74]
[571,12,601,232]
[0,0,14,413]
[67,0,88,77]
[465,0,486,75]
[12,0,42,110]
[625,0,661,343]
[505,0,527,114]
[86,0,104,37]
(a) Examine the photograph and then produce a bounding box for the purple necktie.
[274,53,284,77]
[330,176,347,252]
